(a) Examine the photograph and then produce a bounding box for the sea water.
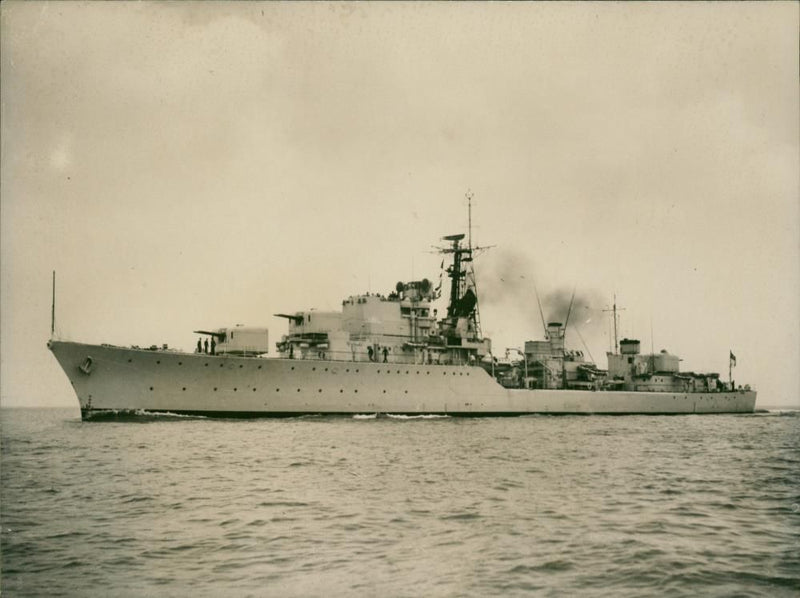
[1,407,798,597]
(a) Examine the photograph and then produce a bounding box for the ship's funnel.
[620,338,640,355]
[546,322,565,352]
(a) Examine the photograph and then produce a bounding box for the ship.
[48,225,756,419]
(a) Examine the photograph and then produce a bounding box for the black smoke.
[475,249,609,352]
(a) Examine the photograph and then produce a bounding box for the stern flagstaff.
[51,270,56,339]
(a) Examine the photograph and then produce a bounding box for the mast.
[467,189,473,251]
[465,190,482,339]
[436,191,492,341]
[532,279,547,336]
[443,233,467,319]
[564,286,576,331]
[603,294,625,353]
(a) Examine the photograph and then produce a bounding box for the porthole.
[383,390,386,394]
[354,389,358,393]
[239,365,243,369]
[312,367,316,371]
[220,364,224,368]
[182,387,186,391]
[204,363,208,367]
[213,387,217,391]
[275,388,280,392]
[346,369,350,373]
[339,389,343,393]
[258,365,262,369]
[252,388,257,392]
[356,369,359,373]
[156,360,161,365]
[178,362,182,366]
[324,368,328,372]
[149,386,154,391]
[318,389,322,393]
[128,359,132,363]
[291,366,295,370]
[234,388,237,392]
[297,389,301,392]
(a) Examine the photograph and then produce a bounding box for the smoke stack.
[547,322,565,353]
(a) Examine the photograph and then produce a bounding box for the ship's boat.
[48,230,756,419]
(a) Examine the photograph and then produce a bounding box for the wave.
[351,413,450,420]
[386,414,450,420]
[83,409,208,422]
[751,409,799,417]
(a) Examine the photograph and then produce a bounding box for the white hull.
[49,341,757,418]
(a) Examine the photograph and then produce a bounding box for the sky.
[1,2,798,408]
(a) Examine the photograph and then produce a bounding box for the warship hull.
[49,340,757,419]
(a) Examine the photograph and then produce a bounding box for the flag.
[730,351,736,366]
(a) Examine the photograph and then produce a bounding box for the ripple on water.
[1,408,799,597]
